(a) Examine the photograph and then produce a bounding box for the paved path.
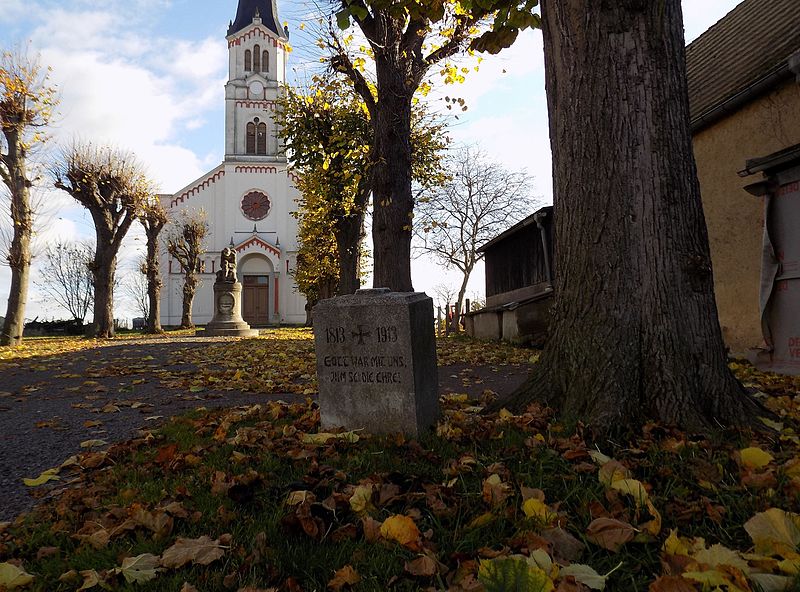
[0,336,531,521]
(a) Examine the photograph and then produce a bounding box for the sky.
[0,0,744,323]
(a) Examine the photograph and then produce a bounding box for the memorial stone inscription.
[313,289,439,436]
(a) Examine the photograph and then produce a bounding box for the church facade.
[159,0,306,327]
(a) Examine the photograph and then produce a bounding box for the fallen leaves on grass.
[1,331,800,591]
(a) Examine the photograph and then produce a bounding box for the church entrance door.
[243,275,269,325]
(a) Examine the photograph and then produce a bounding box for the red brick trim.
[235,236,281,259]
[170,168,225,208]
[235,165,278,174]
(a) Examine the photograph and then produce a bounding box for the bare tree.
[416,145,536,329]
[35,240,93,323]
[165,210,208,329]
[121,259,149,320]
[52,142,151,338]
[0,49,58,345]
[139,196,167,333]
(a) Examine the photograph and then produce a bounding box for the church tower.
[224,0,289,159]
[159,0,306,327]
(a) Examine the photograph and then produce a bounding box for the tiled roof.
[686,0,800,128]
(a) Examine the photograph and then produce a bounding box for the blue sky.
[0,0,743,322]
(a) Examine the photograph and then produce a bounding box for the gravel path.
[0,336,531,521]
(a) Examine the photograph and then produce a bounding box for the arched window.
[246,121,256,154]
[244,49,252,71]
[262,50,269,72]
[256,121,267,155]
[253,45,261,72]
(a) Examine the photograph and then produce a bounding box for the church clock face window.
[241,191,271,221]
[246,118,267,155]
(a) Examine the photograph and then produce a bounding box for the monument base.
[196,281,259,338]
[312,288,439,436]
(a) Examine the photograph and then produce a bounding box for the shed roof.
[686,0,800,131]
[477,206,552,254]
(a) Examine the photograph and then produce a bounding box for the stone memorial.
[312,288,439,436]
[196,246,259,337]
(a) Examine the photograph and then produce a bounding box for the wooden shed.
[464,206,554,344]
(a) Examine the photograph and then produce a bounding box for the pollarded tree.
[0,49,57,346]
[52,143,151,338]
[139,196,168,333]
[500,0,763,435]
[34,239,93,323]
[415,144,535,329]
[165,210,208,329]
[333,0,539,290]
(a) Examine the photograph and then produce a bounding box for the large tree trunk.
[1,137,32,347]
[371,15,415,292]
[144,227,162,333]
[501,0,762,435]
[91,247,116,339]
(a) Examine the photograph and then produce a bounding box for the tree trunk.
[1,136,32,347]
[91,247,116,338]
[453,266,472,333]
[144,227,162,333]
[501,0,762,435]
[335,211,365,295]
[371,17,415,292]
[180,276,196,329]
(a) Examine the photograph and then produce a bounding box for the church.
[159,0,306,327]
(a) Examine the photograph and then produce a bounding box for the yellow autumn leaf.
[744,508,800,556]
[349,484,375,515]
[301,431,360,445]
[683,569,747,592]
[663,529,691,556]
[0,563,34,589]
[22,468,60,487]
[740,447,774,469]
[610,478,649,505]
[380,515,421,550]
[522,498,556,524]
[693,544,750,573]
[467,512,495,529]
[641,499,662,536]
[115,553,160,584]
[778,556,800,575]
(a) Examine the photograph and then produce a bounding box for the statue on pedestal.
[196,246,258,337]
[217,246,237,283]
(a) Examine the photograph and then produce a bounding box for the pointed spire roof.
[228,0,283,37]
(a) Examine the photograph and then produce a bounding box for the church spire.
[228,0,283,37]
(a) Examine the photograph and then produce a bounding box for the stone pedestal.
[312,288,439,436]
[196,281,259,337]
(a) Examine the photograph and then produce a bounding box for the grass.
[0,331,799,591]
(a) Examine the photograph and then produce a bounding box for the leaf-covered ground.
[0,329,799,592]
